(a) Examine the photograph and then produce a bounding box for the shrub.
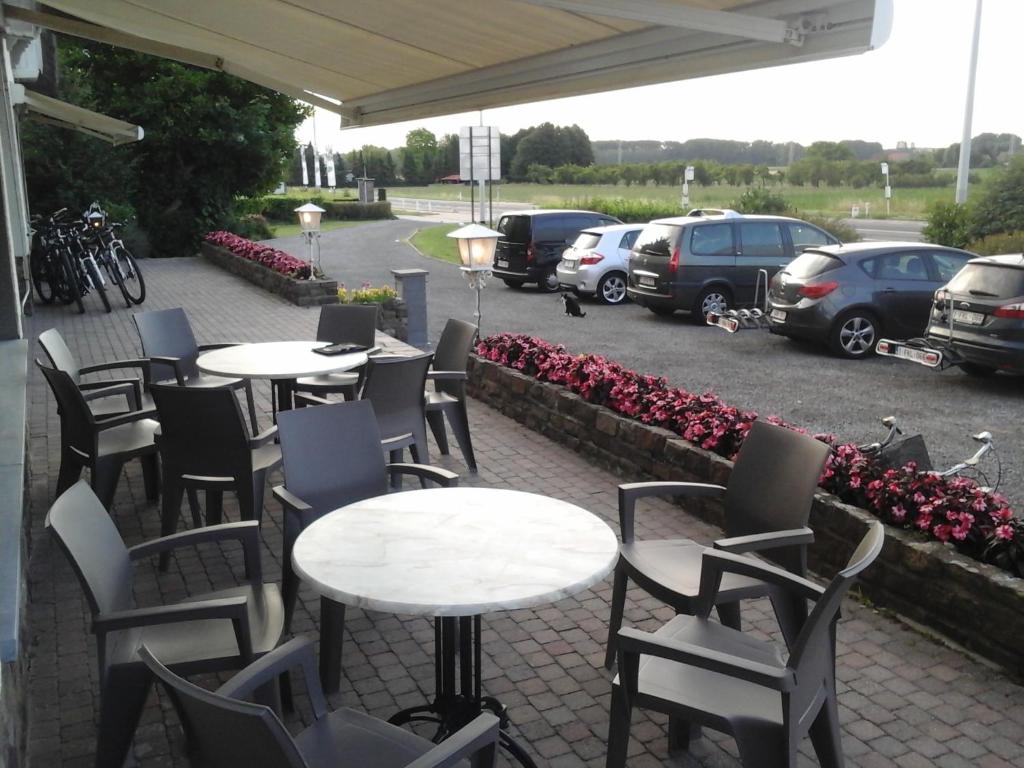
[203,231,311,278]
[476,333,1024,576]
[555,197,681,222]
[226,213,274,241]
[730,188,790,214]
[968,155,1024,240]
[339,282,397,304]
[967,230,1024,256]
[923,201,971,248]
[246,195,393,221]
[798,213,861,243]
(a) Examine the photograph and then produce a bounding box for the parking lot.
[279,219,1023,506]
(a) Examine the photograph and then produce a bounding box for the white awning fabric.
[11,84,143,144]
[5,0,892,129]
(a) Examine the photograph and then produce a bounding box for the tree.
[967,154,1024,240]
[26,38,309,257]
[509,123,594,178]
[401,128,438,184]
[805,141,855,162]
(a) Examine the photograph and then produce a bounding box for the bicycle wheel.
[84,259,111,313]
[102,248,133,308]
[30,248,56,304]
[61,252,85,314]
[112,244,145,304]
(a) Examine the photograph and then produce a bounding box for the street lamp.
[447,223,500,336]
[294,202,325,278]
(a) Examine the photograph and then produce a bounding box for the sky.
[296,0,1022,155]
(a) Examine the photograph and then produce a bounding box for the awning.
[11,84,143,144]
[4,0,892,129]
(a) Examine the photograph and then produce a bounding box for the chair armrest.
[82,380,142,411]
[94,408,158,430]
[426,370,467,381]
[696,548,825,617]
[94,595,247,632]
[293,392,332,408]
[617,626,795,692]
[381,432,414,451]
[715,527,814,555]
[79,358,151,384]
[405,713,500,768]
[128,521,262,580]
[618,481,726,543]
[148,355,187,385]
[387,463,459,487]
[272,485,312,514]
[249,425,278,448]
[197,342,243,351]
[217,637,328,719]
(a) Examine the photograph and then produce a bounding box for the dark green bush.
[923,201,971,248]
[247,195,392,221]
[798,214,861,243]
[967,231,1024,255]
[730,188,790,214]
[226,213,274,241]
[967,155,1024,240]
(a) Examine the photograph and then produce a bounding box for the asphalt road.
[269,219,1022,504]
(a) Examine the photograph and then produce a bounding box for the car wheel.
[649,305,676,317]
[960,362,997,377]
[597,272,628,305]
[503,279,525,289]
[693,286,731,323]
[830,311,879,358]
[537,270,560,293]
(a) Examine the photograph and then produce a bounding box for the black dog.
[561,292,586,318]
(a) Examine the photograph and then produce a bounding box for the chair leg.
[282,512,303,632]
[242,380,259,434]
[206,489,224,525]
[605,681,632,768]
[412,421,430,465]
[446,401,477,472]
[668,716,694,755]
[186,488,202,528]
[250,471,268,525]
[604,563,628,670]
[55,449,82,497]
[716,600,742,631]
[91,458,124,510]
[734,727,791,768]
[95,663,152,768]
[426,409,450,455]
[389,449,403,489]
[159,481,184,572]
[320,597,346,694]
[809,685,844,768]
[140,452,160,501]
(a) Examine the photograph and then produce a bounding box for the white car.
[555,223,644,305]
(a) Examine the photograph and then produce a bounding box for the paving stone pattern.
[23,257,1024,767]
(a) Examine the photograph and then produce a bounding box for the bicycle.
[89,212,145,306]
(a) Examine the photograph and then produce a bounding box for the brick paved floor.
[23,257,1024,767]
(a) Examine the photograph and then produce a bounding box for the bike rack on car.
[706,269,771,333]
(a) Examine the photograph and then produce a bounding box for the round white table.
[196,341,367,411]
[292,487,618,766]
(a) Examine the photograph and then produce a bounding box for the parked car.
[918,253,1024,375]
[492,209,622,292]
[555,224,644,304]
[766,242,974,358]
[626,210,838,321]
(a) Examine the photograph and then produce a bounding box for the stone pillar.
[391,268,428,349]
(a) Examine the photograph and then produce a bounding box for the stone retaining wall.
[467,354,1024,674]
[375,298,408,342]
[201,242,338,306]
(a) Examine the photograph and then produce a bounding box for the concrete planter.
[467,354,1024,674]
[200,242,338,307]
[371,297,409,342]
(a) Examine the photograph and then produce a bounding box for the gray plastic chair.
[150,383,281,568]
[38,327,152,416]
[425,318,478,472]
[292,304,379,401]
[274,399,457,633]
[46,480,284,768]
[37,360,160,509]
[606,522,885,768]
[133,307,259,432]
[360,352,434,466]
[605,420,832,669]
[140,636,498,768]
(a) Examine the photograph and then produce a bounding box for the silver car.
[556,223,643,305]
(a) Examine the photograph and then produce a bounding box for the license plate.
[769,309,787,322]
[876,339,943,368]
[706,312,739,333]
[952,309,984,325]
[496,259,509,269]
[638,276,656,287]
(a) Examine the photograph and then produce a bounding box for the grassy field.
[387,183,954,219]
[409,223,461,264]
[263,219,363,239]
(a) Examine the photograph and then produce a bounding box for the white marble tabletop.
[291,487,618,617]
[196,341,368,380]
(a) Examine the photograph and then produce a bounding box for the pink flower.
[933,524,952,542]
[891,504,906,522]
[995,524,1014,541]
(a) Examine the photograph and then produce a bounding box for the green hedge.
[552,197,682,222]
[968,230,1024,256]
[245,195,393,221]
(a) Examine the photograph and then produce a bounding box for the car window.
[786,222,834,251]
[619,230,640,250]
[690,223,735,257]
[565,215,596,240]
[947,263,1024,299]
[599,217,621,227]
[739,222,784,257]
[634,224,680,258]
[929,251,970,282]
[571,232,601,250]
[864,252,930,281]
[535,216,571,241]
[785,251,842,278]
[496,215,531,243]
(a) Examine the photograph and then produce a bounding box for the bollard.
[391,268,429,349]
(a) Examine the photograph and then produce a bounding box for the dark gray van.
[626,210,838,320]
[492,209,621,291]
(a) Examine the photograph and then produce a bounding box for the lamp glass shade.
[447,223,501,270]
[295,203,326,233]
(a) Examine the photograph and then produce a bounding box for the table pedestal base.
[387,616,538,768]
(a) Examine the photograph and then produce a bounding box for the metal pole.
[955,0,983,204]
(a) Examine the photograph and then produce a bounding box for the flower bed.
[476,333,1023,577]
[200,237,338,307]
[204,231,312,278]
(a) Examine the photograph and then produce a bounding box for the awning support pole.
[0,37,30,340]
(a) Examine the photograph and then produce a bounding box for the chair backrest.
[432,318,476,398]
[723,421,831,547]
[149,383,252,478]
[360,353,433,440]
[315,304,379,346]
[277,400,389,513]
[38,328,81,384]
[45,480,134,617]
[134,307,200,382]
[786,522,884,724]
[37,360,96,457]
[139,645,306,768]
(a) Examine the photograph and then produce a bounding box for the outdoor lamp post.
[295,202,325,279]
[447,223,500,336]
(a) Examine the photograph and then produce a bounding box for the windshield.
[571,232,602,250]
[946,263,1024,299]
[496,215,531,244]
[784,251,842,278]
[633,224,680,258]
